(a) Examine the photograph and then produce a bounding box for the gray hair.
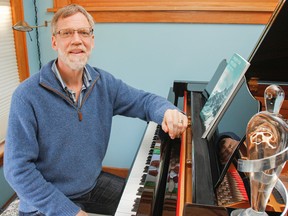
[51,4,94,34]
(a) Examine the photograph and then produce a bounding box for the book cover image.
[200,53,250,139]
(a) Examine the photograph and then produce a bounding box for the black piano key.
[132,198,140,212]
[146,156,152,164]
[137,187,144,195]
[139,174,147,185]
[143,166,149,173]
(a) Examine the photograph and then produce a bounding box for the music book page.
[200,53,250,139]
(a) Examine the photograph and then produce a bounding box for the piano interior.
[116,0,288,215]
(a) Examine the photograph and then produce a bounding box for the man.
[217,133,241,165]
[4,4,187,216]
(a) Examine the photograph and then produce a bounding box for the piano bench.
[0,198,110,216]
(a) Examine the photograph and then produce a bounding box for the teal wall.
[22,0,265,168]
[0,167,14,208]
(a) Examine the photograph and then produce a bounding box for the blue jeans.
[19,171,126,216]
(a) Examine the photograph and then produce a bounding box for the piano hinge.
[248,77,259,94]
[188,116,192,127]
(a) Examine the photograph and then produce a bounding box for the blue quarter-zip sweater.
[4,60,177,215]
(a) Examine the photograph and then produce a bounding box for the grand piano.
[116,0,288,215]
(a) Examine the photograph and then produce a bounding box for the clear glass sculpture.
[234,85,287,216]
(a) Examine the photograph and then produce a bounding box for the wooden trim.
[48,0,278,24]
[1,193,17,210]
[102,166,129,178]
[10,0,30,82]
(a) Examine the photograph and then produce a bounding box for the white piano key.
[115,122,158,216]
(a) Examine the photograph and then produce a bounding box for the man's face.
[51,12,94,72]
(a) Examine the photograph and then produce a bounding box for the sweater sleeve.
[4,94,80,216]
[108,74,178,124]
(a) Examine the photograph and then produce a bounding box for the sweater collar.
[51,59,92,91]
[39,60,100,91]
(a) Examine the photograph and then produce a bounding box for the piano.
[116,0,288,215]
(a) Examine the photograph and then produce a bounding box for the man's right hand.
[76,210,89,216]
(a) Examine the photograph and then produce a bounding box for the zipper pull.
[78,111,83,121]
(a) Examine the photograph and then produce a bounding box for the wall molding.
[102,166,129,178]
[48,0,278,24]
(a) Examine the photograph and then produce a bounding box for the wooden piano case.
[116,0,288,215]
[176,0,288,215]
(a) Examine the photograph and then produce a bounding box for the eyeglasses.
[55,27,93,38]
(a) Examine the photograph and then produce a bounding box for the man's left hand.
[161,109,188,139]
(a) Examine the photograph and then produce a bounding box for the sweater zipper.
[40,76,99,121]
[77,77,99,121]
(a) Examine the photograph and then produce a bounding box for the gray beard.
[58,49,88,71]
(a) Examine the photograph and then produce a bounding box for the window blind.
[0,0,20,143]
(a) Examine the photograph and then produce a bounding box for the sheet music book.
[200,53,250,139]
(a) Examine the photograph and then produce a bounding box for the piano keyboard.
[115,122,158,216]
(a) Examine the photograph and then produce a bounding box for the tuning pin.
[264,84,285,115]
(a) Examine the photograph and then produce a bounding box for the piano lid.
[246,0,288,84]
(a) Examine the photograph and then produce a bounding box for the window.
[0,0,28,166]
[0,0,20,143]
